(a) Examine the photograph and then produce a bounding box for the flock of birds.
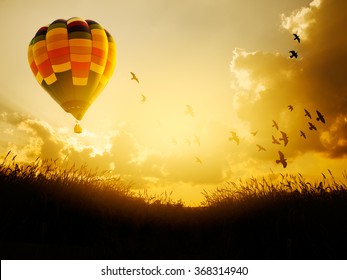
[128,33,326,168]
[228,106,326,168]
[228,33,327,168]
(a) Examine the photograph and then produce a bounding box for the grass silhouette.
[1,151,347,259]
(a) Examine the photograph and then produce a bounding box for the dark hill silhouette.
[1,153,347,259]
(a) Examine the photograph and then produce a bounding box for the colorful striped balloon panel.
[28,17,116,121]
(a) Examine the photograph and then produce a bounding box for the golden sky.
[1,0,346,205]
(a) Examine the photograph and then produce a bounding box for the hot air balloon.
[28,17,116,133]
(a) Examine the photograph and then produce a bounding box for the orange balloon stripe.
[92,47,107,58]
[37,59,55,79]
[71,61,90,74]
[48,47,69,59]
[50,54,70,66]
[28,45,38,76]
[91,55,106,66]
[33,46,49,63]
[69,45,91,55]
[29,61,38,76]
[46,33,68,46]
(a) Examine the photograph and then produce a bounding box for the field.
[1,151,347,259]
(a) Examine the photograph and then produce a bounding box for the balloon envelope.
[28,17,116,120]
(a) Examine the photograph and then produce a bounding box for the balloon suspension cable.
[74,120,82,134]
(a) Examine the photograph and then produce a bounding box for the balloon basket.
[74,122,82,134]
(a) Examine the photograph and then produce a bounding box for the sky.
[1,0,346,205]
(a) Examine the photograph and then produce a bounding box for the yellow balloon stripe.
[52,62,71,73]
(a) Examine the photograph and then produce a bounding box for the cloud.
[0,110,108,164]
[229,0,347,161]
[280,0,321,37]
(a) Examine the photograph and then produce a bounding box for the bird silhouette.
[194,135,201,146]
[272,120,279,130]
[185,105,194,117]
[272,135,281,145]
[130,72,139,83]
[300,130,306,139]
[308,122,317,130]
[141,94,146,103]
[279,131,289,146]
[195,156,203,164]
[228,131,240,145]
[256,144,266,151]
[276,151,287,168]
[288,105,294,111]
[316,110,326,123]
[251,130,258,136]
[293,33,300,43]
[304,109,312,119]
[289,50,298,58]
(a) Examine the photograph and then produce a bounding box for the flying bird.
[316,110,326,123]
[288,105,294,111]
[141,94,146,103]
[195,156,203,164]
[130,72,139,83]
[293,33,300,43]
[304,109,312,119]
[272,120,279,130]
[279,131,289,146]
[308,122,317,130]
[272,135,281,145]
[185,105,194,117]
[256,144,266,152]
[289,50,298,59]
[276,151,287,168]
[194,135,201,146]
[251,130,258,136]
[228,131,240,145]
[300,130,307,139]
